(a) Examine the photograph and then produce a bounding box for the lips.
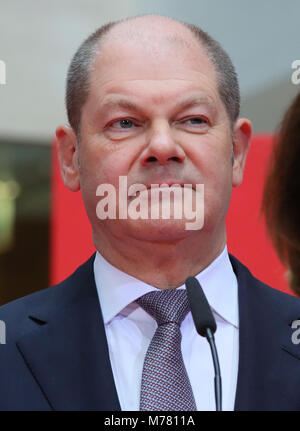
[145,182,195,190]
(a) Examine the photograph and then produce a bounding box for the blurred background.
[0,0,299,305]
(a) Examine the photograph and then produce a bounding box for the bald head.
[95,15,211,75]
[99,15,201,50]
[66,14,240,138]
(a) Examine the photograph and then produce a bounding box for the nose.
[141,121,185,166]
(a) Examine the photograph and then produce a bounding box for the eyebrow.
[176,96,216,113]
[100,97,141,112]
[99,94,216,114]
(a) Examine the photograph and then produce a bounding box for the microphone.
[185,276,222,411]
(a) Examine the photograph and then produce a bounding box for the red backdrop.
[50,134,292,295]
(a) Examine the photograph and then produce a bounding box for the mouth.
[145,181,195,191]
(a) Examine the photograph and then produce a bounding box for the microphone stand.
[205,328,222,411]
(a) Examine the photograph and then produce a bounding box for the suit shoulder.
[253,272,300,308]
[0,254,96,340]
[230,253,300,314]
[0,283,57,321]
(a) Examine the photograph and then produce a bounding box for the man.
[1,14,300,411]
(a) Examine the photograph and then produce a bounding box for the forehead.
[87,22,220,109]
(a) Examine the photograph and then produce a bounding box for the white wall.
[0,0,299,142]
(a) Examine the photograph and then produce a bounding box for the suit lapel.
[231,255,300,411]
[17,255,121,411]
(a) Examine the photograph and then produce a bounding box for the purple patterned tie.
[136,289,197,411]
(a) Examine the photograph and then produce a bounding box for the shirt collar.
[93,245,239,328]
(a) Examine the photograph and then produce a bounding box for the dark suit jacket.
[1,254,300,411]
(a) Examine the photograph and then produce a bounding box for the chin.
[125,218,197,242]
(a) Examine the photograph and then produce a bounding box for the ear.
[55,125,80,192]
[232,118,252,187]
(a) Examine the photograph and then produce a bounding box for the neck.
[93,227,227,289]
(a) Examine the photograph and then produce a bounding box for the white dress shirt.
[93,245,239,411]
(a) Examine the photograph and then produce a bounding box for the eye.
[115,119,133,129]
[184,117,207,126]
[108,118,139,130]
[176,116,210,133]
[104,117,142,140]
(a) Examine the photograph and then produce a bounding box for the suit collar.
[94,245,238,328]
[17,254,121,411]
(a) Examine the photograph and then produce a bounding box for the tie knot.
[136,289,190,326]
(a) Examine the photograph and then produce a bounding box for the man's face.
[60,25,250,245]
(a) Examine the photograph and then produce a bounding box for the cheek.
[186,135,233,203]
[190,141,232,180]
[99,154,134,187]
[79,143,136,194]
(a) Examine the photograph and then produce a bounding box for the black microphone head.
[185,276,217,337]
